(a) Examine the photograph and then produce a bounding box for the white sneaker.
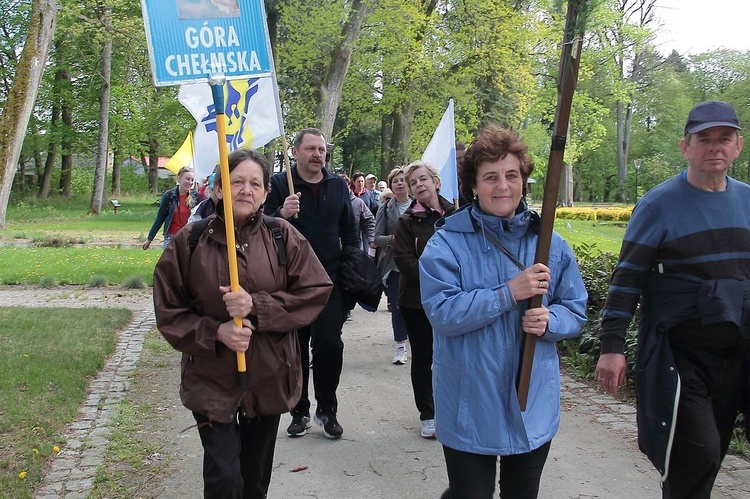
[346,311,353,322]
[392,347,407,365]
[420,419,436,439]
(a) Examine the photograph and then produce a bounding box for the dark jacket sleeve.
[152,231,224,356]
[374,200,391,247]
[147,190,172,241]
[338,181,359,248]
[393,216,420,281]
[362,204,375,245]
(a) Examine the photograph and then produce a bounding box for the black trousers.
[291,282,346,416]
[193,411,281,499]
[440,441,551,499]
[401,306,435,421]
[662,337,749,499]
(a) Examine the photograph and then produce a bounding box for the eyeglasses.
[177,167,194,176]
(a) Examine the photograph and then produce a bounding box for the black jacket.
[392,196,455,310]
[636,271,750,476]
[264,166,358,281]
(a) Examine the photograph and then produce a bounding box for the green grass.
[0,307,133,498]
[0,247,160,285]
[554,219,625,255]
[1,196,166,285]
[89,329,176,499]
[4,196,158,244]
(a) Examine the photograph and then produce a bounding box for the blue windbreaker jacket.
[419,205,587,455]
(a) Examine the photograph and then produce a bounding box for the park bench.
[110,199,122,214]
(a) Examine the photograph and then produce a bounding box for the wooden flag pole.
[209,75,248,389]
[517,0,589,410]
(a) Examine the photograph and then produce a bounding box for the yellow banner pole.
[210,74,248,388]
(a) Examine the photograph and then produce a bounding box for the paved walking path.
[3,286,748,498]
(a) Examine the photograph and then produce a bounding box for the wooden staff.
[209,75,248,389]
[517,0,589,410]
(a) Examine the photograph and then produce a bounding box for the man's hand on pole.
[280,192,301,219]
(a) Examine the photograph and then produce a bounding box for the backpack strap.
[263,215,287,267]
[188,215,287,267]
[188,217,212,255]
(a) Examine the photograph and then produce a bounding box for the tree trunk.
[316,0,372,141]
[59,77,73,197]
[380,114,394,174]
[111,149,121,197]
[32,147,43,189]
[148,138,160,194]
[89,10,113,215]
[0,0,57,228]
[557,163,574,207]
[39,49,65,199]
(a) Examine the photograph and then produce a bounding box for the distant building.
[123,156,174,179]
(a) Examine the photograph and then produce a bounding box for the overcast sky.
[652,0,750,55]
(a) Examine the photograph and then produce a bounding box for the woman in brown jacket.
[393,160,455,439]
[153,149,332,499]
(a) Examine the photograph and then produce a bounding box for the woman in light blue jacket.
[419,124,587,499]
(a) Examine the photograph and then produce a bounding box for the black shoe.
[314,411,343,439]
[286,414,310,438]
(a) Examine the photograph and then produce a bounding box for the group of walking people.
[149,100,749,499]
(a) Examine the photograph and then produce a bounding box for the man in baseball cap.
[364,173,380,215]
[683,100,741,135]
[597,100,748,498]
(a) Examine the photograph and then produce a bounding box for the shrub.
[39,276,59,288]
[89,275,109,287]
[562,243,639,381]
[556,206,633,222]
[123,276,146,289]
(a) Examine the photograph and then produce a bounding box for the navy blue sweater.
[601,173,750,353]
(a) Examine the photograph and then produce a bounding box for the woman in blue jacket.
[419,124,587,499]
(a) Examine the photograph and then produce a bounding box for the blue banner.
[140,0,273,86]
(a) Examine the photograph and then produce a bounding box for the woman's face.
[407,166,439,204]
[177,170,195,193]
[474,155,524,218]
[216,160,268,223]
[390,173,409,199]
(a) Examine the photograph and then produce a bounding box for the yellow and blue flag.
[178,77,282,179]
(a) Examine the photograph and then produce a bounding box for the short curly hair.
[460,123,533,202]
[404,160,441,193]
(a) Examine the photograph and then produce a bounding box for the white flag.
[178,77,282,180]
[421,99,457,202]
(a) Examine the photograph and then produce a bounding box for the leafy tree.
[0,0,57,228]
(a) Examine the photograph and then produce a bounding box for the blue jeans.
[387,271,408,342]
[162,233,175,249]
